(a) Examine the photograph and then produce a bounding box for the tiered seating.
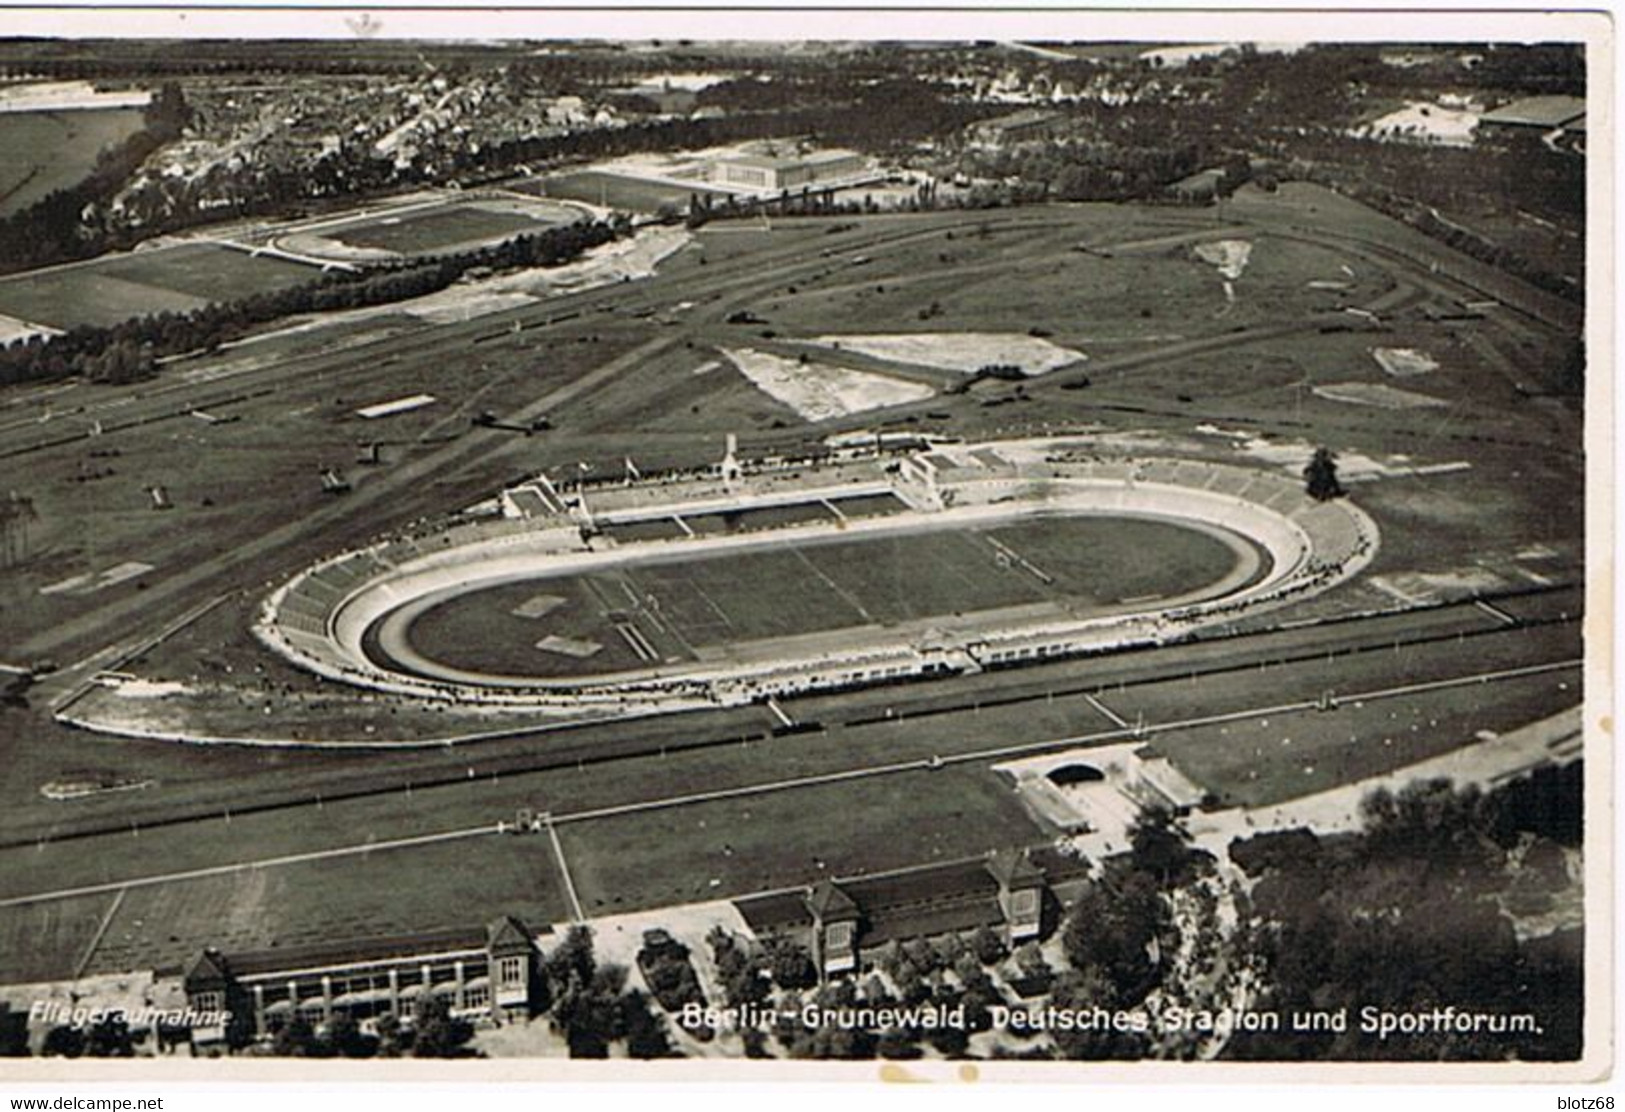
[1204,466,1256,499]
[1139,459,1187,485]
[295,577,343,610]
[1085,458,1136,482]
[278,589,330,624]
[1294,501,1367,565]
[277,609,328,638]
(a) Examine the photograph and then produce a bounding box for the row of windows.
[251,960,494,1005]
[984,643,1068,664]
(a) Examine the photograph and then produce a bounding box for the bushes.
[635,931,707,1016]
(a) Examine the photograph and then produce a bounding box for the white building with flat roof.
[710,147,869,193]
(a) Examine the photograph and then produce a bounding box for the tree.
[270,1017,320,1057]
[1061,868,1167,1006]
[40,1025,84,1058]
[411,997,477,1058]
[323,1012,377,1058]
[1014,941,1052,981]
[787,981,876,1059]
[374,1014,406,1057]
[621,990,675,1059]
[1049,968,1151,1060]
[545,924,597,1003]
[0,1004,29,1057]
[1129,805,1200,886]
[970,924,1009,967]
[84,1015,135,1058]
[1303,447,1344,501]
[553,963,629,1058]
[766,939,818,991]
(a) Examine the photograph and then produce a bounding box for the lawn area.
[557,765,1048,915]
[1138,661,1580,808]
[327,201,575,255]
[96,243,320,302]
[83,833,571,977]
[0,615,1575,980]
[403,514,1243,677]
[0,109,147,217]
[0,243,319,329]
[0,892,116,983]
[0,269,207,329]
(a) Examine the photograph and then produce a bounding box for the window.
[462,986,489,1010]
[191,990,223,1013]
[498,956,525,987]
[1011,889,1039,918]
[825,922,853,951]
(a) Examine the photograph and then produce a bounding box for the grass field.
[1144,667,1578,809]
[403,514,1244,678]
[76,835,570,978]
[535,170,734,214]
[325,201,576,255]
[0,109,147,217]
[0,891,116,983]
[0,615,1576,981]
[0,244,320,329]
[558,765,1048,915]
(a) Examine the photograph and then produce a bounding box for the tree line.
[0,82,190,275]
[0,217,621,389]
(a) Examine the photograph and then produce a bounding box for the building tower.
[720,433,743,491]
[805,880,860,979]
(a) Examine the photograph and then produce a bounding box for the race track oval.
[368,512,1267,688]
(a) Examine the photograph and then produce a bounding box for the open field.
[0,612,1580,898]
[80,835,570,979]
[0,320,660,661]
[0,108,146,217]
[0,244,319,330]
[0,619,1578,980]
[402,514,1244,678]
[317,198,580,256]
[8,587,1558,839]
[1144,667,1578,809]
[558,766,1047,915]
[0,891,115,984]
[529,170,734,213]
[0,835,570,983]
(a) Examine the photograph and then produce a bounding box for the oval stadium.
[255,438,1378,716]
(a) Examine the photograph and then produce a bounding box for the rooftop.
[716,148,863,170]
[190,916,544,982]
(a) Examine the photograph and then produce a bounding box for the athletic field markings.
[788,544,878,625]
[0,826,498,909]
[72,887,126,979]
[0,658,1577,911]
[1474,599,1520,627]
[545,815,586,922]
[649,565,737,642]
[1083,693,1131,730]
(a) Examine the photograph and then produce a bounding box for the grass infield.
[402,514,1243,678]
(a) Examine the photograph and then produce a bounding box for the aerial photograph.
[0,11,1604,1086]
